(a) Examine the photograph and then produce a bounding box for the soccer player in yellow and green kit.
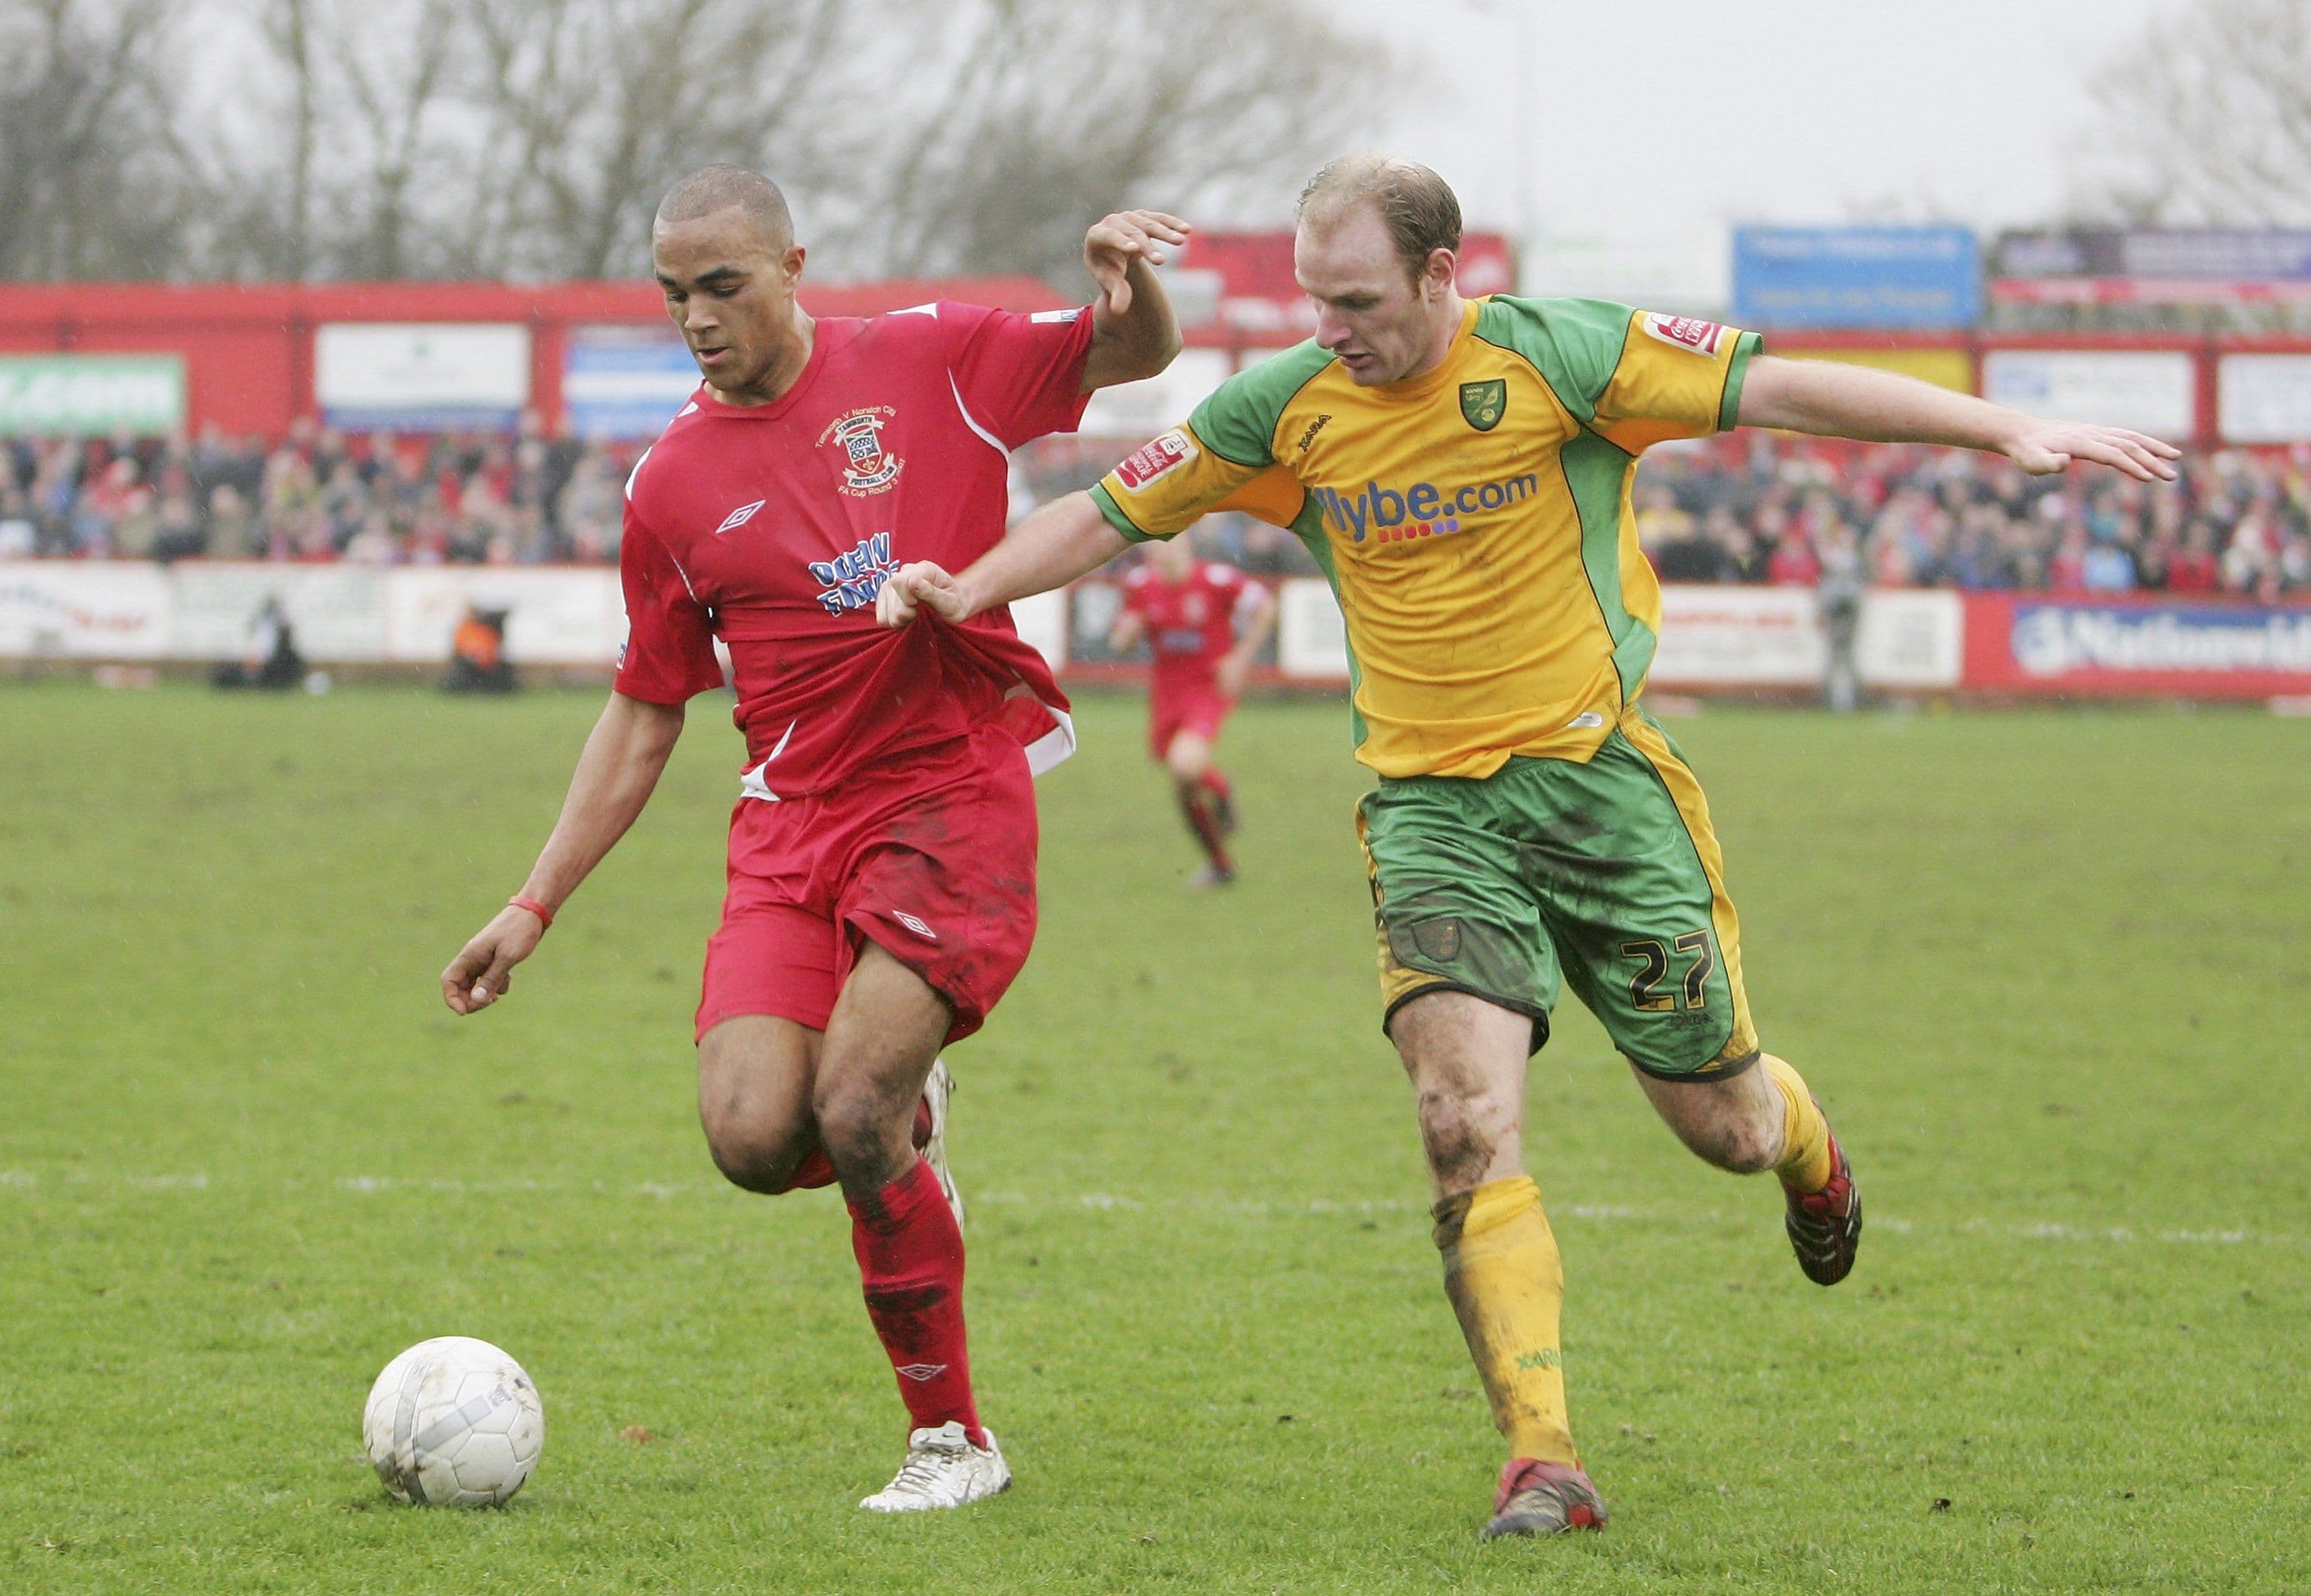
[876,156,2179,1541]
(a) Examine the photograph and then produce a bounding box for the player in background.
[440,166,1188,1512]
[1109,528,1276,884]
[877,157,2178,1539]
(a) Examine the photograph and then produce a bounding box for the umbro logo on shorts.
[715,499,766,535]
[895,1363,948,1381]
[891,910,939,942]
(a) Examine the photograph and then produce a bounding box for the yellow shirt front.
[1091,297,1759,779]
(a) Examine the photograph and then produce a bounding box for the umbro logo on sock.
[895,1363,948,1382]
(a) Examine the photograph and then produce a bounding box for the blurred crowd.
[0,420,634,566]
[1626,434,2311,600]
[5,423,2310,598]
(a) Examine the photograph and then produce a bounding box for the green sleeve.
[1473,297,1638,424]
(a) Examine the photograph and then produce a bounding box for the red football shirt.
[1120,560,1252,695]
[615,301,1094,799]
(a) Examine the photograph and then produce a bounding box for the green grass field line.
[2,684,2307,1591]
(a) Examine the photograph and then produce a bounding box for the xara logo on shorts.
[1312,473,1539,545]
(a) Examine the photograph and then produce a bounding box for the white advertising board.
[1078,350,1233,441]
[2217,354,2311,444]
[1857,589,1964,689]
[169,564,390,661]
[385,568,624,666]
[0,562,172,657]
[1276,576,1347,679]
[1008,588,1068,672]
[316,324,532,428]
[1652,585,1823,686]
[1981,350,2196,437]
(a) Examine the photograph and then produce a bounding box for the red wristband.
[508,895,554,930]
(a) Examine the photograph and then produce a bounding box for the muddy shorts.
[1354,708,1758,1079]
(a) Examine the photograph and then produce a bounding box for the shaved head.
[654,165,793,249]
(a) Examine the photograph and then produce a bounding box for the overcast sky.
[1324,0,2192,303]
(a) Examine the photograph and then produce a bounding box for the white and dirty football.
[362,1336,544,1507]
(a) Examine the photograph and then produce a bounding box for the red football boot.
[1481,1458,1608,1540]
[1784,1115,1861,1286]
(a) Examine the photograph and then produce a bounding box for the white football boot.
[920,1057,964,1232]
[858,1421,1011,1512]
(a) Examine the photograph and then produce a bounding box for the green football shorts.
[1354,708,1759,1079]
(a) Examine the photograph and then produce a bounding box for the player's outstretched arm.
[440,692,687,1015]
[1081,210,1189,391]
[877,491,1129,629]
[1736,354,2181,481]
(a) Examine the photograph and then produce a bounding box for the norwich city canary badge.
[1459,379,1506,432]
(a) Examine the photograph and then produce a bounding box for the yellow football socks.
[1433,1175,1576,1465]
[1763,1054,1835,1195]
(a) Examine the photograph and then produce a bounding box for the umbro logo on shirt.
[715,499,765,535]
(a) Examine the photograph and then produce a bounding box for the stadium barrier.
[5,561,2306,699]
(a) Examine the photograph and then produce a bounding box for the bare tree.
[0,0,204,279]
[2070,0,2311,224]
[854,0,1393,282]
[455,0,861,280]
[16,0,1390,283]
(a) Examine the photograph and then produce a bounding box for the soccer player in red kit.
[439,165,1187,1511]
[1110,531,1275,884]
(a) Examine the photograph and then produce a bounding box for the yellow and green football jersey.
[1090,297,1760,779]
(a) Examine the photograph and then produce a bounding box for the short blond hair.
[1296,156,1462,281]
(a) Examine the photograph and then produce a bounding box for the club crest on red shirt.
[819,405,904,495]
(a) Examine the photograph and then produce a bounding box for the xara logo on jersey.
[819,406,904,495]
[810,531,901,615]
[1312,473,1540,545]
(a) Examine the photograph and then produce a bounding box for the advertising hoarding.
[1961,595,2311,698]
[316,324,532,430]
[1993,228,2311,280]
[562,326,699,440]
[2216,354,2311,444]
[1776,347,1972,393]
[1980,350,2195,436]
[1731,226,1981,330]
[0,355,186,436]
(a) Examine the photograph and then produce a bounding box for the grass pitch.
[2,682,2307,1592]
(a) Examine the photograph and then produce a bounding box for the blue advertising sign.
[1731,226,1981,330]
[563,327,701,439]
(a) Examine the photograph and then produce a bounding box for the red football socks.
[848,1156,983,1446]
[1176,782,1233,873]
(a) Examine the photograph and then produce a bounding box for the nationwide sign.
[0,355,186,436]
[1990,228,2311,307]
[1732,226,1981,330]
[1993,228,2311,280]
[1962,595,2311,698]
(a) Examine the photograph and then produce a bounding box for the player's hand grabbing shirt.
[616,302,1095,799]
[1090,297,1759,779]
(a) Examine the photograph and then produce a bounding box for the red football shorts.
[1148,681,1233,759]
[696,723,1038,1046]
